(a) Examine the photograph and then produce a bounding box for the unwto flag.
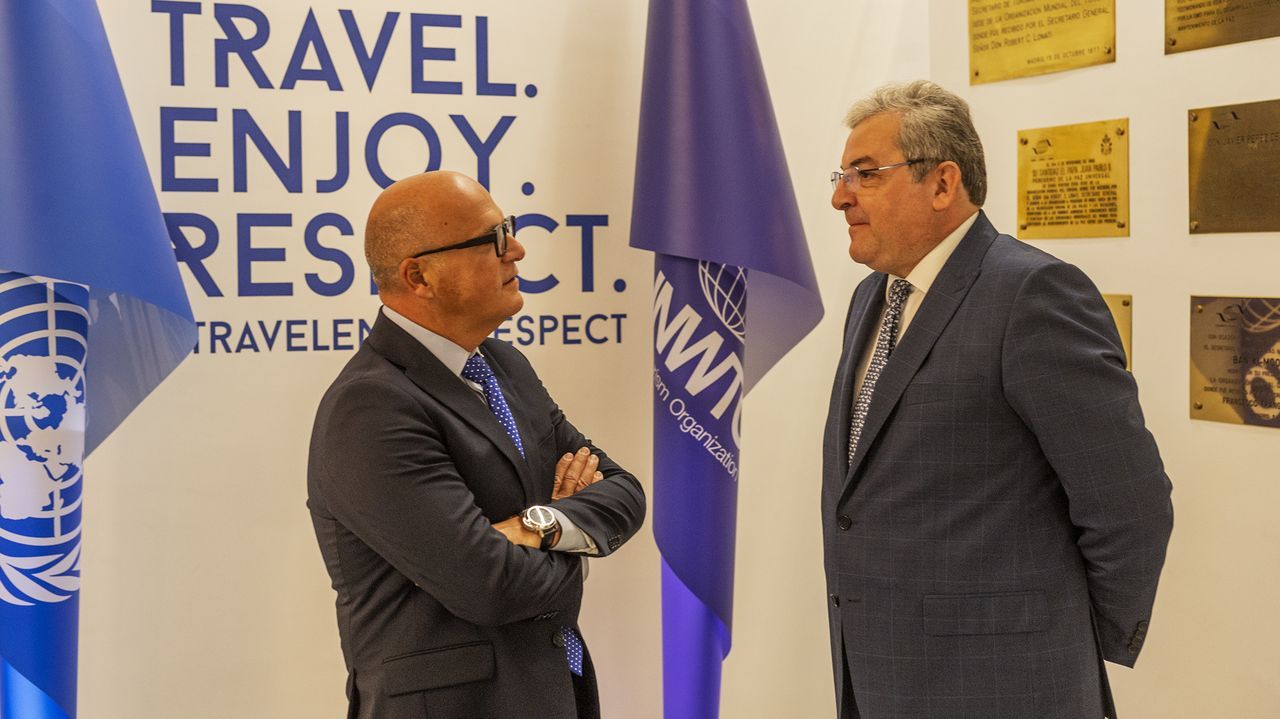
[628,0,823,715]
[0,2,196,716]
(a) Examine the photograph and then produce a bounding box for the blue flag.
[0,2,196,716]
[629,0,823,715]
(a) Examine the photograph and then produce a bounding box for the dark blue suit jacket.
[308,312,645,718]
[822,212,1172,719]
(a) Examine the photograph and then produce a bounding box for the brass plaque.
[1188,99,1280,233]
[970,0,1116,84]
[1190,296,1280,428]
[1103,294,1133,370]
[1167,0,1280,54]
[1018,119,1129,239]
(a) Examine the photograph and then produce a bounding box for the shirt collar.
[380,305,475,379]
[887,211,979,298]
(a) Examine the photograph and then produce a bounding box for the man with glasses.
[307,170,645,719]
[822,81,1172,718]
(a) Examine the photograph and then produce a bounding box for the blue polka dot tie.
[848,279,913,464]
[561,626,584,676]
[462,353,525,458]
[463,354,581,675]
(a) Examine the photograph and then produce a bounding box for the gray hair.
[843,80,987,205]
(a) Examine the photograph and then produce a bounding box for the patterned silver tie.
[848,279,913,464]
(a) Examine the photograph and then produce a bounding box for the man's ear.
[399,257,433,297]
[931,161,966,211]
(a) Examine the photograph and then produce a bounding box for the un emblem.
[0,271,86,606]
[697,261,747,343]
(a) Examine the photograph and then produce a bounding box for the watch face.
[523,505,556,532]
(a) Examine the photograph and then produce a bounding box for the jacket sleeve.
[543,396,647,558]
[481,339,647,558]
[311,374,582,627]
[1001,260,1174,667]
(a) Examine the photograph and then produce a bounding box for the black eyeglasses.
[410,215,516,259]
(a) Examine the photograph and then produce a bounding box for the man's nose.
[831,181,856,211]
[504,233,527,261]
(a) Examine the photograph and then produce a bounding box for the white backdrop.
[76,1,1280,717]
[88,1,659,716]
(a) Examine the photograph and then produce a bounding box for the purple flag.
[629,0,823,715]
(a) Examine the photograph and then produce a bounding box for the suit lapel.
[843,213,998,497]
[364,314,531,501]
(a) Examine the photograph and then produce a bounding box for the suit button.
[837,515,852,531]
[552,630,565,648]
[829,593,840,607]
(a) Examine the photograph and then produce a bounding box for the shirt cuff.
[547,507,599,555]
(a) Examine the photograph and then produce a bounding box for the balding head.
[364,171,498,294]
[363,171,525,350]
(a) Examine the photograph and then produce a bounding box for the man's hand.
[493,515,542,548]
[552,447,604,500]
[493,447,601,548]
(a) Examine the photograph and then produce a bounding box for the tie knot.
[888,279,912,307]
[461,353,494,383]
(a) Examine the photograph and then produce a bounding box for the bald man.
[307,171,645,719]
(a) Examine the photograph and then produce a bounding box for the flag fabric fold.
[0,0,196,453]
[629,0,823,715]
[0,1,196,716]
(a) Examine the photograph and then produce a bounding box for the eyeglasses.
[830,159,929,190]
[410,215,516,259]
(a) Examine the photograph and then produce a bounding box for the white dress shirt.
[853,211,979,395]
[382,306,597,557]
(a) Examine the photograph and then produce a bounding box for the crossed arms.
[311,368,644,627]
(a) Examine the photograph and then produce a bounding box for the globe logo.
[1242,298,1280,335]
[697,261,747,344]
[1242,298,1280,423]
[0,272,86,606]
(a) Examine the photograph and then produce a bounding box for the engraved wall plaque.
[970,0,1116,84]
[1188,99,1280,233]
[1167,0,1280,54]
[1190,296,1280,428]
[1018,119,1129,239]
[1103,294,1132,370]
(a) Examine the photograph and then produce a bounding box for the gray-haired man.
[822,80,1173,718]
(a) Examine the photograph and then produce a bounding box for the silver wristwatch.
[521,505,560,549]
